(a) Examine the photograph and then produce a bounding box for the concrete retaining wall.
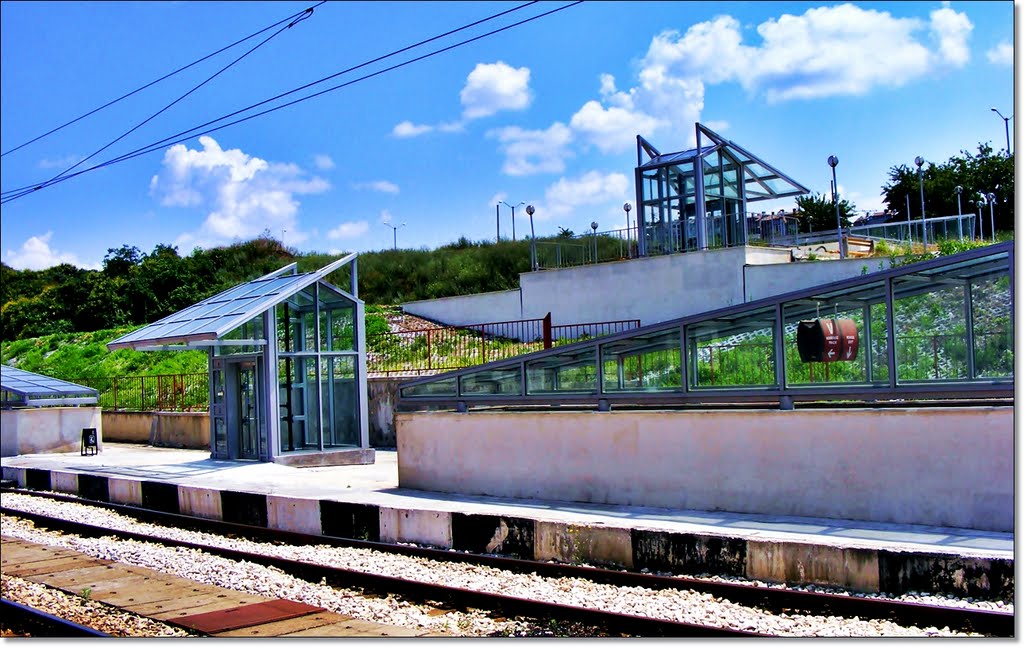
[368,378,406,447]
[101,411,209,449]
[3,463,1010,597]
[743,257,885,301]
[394,407,1013,533]
[0,407,102,457]
[403,289,523,326]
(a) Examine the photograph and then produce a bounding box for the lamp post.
[525,204,537,271]
[975,195,985,240]
[383,221,406,250]
[914,156,927,249]
[495,203,500,242]
[827,155,844,259]
[955,186,963,241]
[991,107,1012,156]
[623,202,632,257]
[590,221,599,263]
[502,201,524,241]
[986,192,997,242]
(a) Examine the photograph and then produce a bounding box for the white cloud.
[569,100,665,154]
[353,180,400,194]
[150,136,328,250]
[327,220,369,240]
[929,5,972,66]
[488,123,574,176]
[3,232,94,270]
[392,120,433,138]
[460,61,532,119]
[986,41,1013,66]
[314,154,335,170]
[540,171,631,219]
[37,154,83,170]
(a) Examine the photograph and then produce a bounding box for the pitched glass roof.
[108,253,358,351]
[1,365,98,399]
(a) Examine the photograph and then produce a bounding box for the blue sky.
[0,1,1015,270]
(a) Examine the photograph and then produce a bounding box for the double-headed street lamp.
[502,201,524,241]
[991,107,1012,156]
[827,155,844,259]
[383,221,406,250]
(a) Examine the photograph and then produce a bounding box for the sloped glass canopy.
[400,242,1014,409]
[1,365,98,407]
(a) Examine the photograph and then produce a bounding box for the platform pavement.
[1,443,1013,598]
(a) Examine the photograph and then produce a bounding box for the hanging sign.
[797,318,859,363]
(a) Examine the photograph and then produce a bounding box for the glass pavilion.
[1,366,98,408]
[400,242,1013,409]
[635,123,810,256]
[108,254,372,466]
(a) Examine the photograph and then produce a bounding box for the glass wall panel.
[214,314,264,356]
[686,307,776,388]
[322,356,358,447]
[402,377,457,398]
[892,277,968,382]
[602,329,682,392]
[782,282,886,386]
[302,356,321,446]
[277,356,308,452]
[971,274,1013,378]
[526,348,598,394]
[461,367,522,396]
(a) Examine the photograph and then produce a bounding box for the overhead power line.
[2,1,582,205]
[1,3,323,159]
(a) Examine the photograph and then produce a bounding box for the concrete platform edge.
[2,465,1012,598]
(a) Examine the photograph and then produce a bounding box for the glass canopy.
[1,365,98,407]
[400,242,1014,409]
[635,123,810,256]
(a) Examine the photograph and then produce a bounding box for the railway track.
[1,488,1013,637]
[1,597,111,637]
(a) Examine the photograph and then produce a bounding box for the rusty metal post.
[427,330,432,371]
[543,312,553,349]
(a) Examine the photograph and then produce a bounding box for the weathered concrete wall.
[101,411,209,449]
[395,407,1013,532]
[368,378,407,447]
[744,257,884,301]
[1,407,103,457]
[403,289,522,326]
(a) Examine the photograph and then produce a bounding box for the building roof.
[1,365,98,406]
[108,253,359,351]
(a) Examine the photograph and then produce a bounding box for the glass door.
[235,360,260,460]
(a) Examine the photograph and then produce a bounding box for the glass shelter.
[635,123,810,256]
[400,242,1013,409]
[108,255,372,466]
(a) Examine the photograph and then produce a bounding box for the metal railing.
[73,373,209,412]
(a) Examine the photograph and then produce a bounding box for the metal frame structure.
[635,123,810,257]
[1,366,98,408]
[108,256,369,463]
[399,242,1014,411]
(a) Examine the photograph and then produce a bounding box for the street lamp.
[623,202,632,257]
[590,221,599,263]
[501,201,524,241]
[827,155,844,259]
[991,107,1012,156]
[383,221,406,250]
[954,186,963,240]
[975,194,985,240]
[986,192,997,242]
[495,203,501,242]
[525,204,537,271]
[914,156,927,249]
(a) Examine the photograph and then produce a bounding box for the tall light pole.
[502,201,524,241]
[976,194,985,240]
[991,107,1012,156]
[383,221,406,250]
[525,204,537,271]
[955,186,963,241]
[495,203,500,242]
[623,202,632,257]
[986,192,997,242]
[914,156,927,249]
[827,155,844,259]
[590,221,599,263]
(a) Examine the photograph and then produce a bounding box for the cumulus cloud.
[986,41,1013,66]
[540,171,631,219]
[460,61,532,119]
[929,5,972,67]
[327,221,369,240]
[488,123,574,176]
[353,180,400,194]
[314,154,335,170]
[569,100,666,154]
[3,232,93,270]
[149,136,328,250]
[392,121,433,138]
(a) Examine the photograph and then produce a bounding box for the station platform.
[1,443,1013,599]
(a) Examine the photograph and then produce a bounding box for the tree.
[795,193,856,233]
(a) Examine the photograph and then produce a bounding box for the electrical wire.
[2,1,578,204]
[0,3,324,159]
[33,1,324,191]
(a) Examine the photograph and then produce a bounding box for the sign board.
[796,318,859,363]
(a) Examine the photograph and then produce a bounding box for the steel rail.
[1,489,1012,636]
[1,504,759,637]
[0,598,112,637]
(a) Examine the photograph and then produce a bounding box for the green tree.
[795,193,856,233]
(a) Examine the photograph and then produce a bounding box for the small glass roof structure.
[400,241,1014,410]
[1,365,98,407]
[109,253,357,350]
